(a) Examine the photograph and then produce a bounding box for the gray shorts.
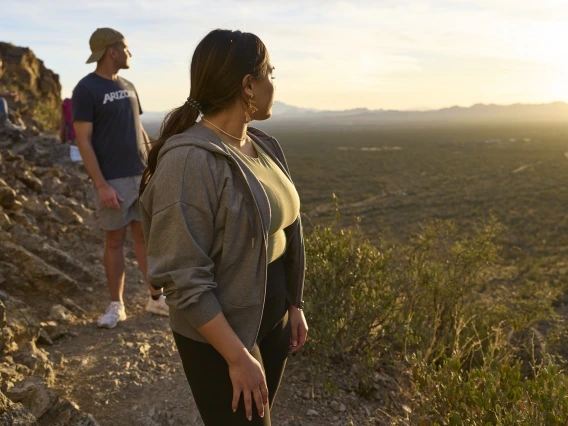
[93,175,142,231]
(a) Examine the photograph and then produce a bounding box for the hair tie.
[185,96,202,111]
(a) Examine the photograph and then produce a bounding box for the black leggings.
[173,259,291,426]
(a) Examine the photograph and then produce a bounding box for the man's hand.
[97,182,123,210]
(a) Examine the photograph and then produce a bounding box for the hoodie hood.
[158,121,232,161]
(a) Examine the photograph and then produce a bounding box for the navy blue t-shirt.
[72,73,145,180]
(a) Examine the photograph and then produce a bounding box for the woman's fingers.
[228,350,268,420]
[290,319,299,349]
[231,387,240,413]
[253,387,265,418]
[260,385,269,406]
[290,321,308,353]
[243,391,253,421]
[298,323,308,348]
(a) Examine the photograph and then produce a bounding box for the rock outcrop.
[0,42,62,132]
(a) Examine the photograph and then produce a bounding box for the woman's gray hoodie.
[139,123,305,351]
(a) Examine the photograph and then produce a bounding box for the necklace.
[201,118,246,142]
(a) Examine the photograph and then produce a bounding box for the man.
[72,28,168,328]
[0,58,24,131]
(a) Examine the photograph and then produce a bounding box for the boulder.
[15,233,94,283]
[8,210,38,231]
[49,305,74,323]
[48,199,83,225]
[2,294,40,350]
[0,299,16,355]
[5,377,99,426]
[51,195,92,219]
[0,207,12,230]
[0,184,17,209]
[0,241,79,294]
[0,361,26,394]
[10,141,51,165]
[6,376,58,420]
[39,321,65,341]
[21,196,51,217]
[0,389,37,425]
[12,344,55,386]
[41,399,99,426]
[17,171,43,193]
[36,330,53,346]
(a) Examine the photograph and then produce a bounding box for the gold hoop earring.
[245,97,257,122]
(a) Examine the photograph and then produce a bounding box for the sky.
[2,0,568,112]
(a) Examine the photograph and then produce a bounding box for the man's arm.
[140,124,151,161]
[74,121,123,210]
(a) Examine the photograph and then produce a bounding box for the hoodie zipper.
[231,137,305,310]
[227,157,269,349]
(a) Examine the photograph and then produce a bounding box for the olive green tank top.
[225,140,300,263]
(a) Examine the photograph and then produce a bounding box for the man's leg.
[97,227,128,328]
[104,227,127,303]
[130,220,169,316]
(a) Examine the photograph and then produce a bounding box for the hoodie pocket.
[217,203,261,307]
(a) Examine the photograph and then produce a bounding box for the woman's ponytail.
[140,104,199,196]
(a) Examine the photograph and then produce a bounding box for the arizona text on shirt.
[102,89,137,104]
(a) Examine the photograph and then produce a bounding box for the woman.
[139,29,308,425]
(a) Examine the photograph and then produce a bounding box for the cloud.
[2,0,567,110]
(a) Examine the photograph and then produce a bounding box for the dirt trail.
[47,258,342,426]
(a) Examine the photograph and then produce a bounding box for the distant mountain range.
[141,101,568,131]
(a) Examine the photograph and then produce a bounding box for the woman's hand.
[227,350,268,420]
[288,305,308,353]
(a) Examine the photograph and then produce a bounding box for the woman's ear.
[241,74,254,98]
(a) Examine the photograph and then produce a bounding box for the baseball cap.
[86,28,125,64]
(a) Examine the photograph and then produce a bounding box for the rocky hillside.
[0,42,62,132]
[0,123,102,424]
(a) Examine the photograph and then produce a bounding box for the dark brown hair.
[140,29,270,195]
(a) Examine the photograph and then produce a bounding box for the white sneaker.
[97,301,127,328]
[146,295,169,317]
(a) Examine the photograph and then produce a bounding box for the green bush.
[302,200,566,417]
[31,99,59,132]
[411,350,568,425]
[303,215,398,390]
[303,212,505,386]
